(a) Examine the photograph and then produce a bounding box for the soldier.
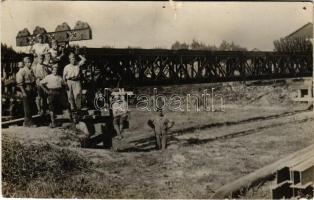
[40,64,72,128]
[48,39,65,62]
[2,61,22,96]
[63,53,86,111]
[112,95,128,140]
[43,52,53,72]
[16,56,36,127]
[148,109,175,150]
[17,61,24,69]
[32,54,49,116]
[29,34,50,58]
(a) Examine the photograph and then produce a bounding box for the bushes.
[2,137,90,197]
[2,136,130,198]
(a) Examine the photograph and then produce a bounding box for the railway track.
[173,109,314,146]
[3,105,313,151]
[172,107,312,137]
[178,117,314,146]
[119,108,313,152]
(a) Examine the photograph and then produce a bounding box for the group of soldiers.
[7,33,175,150]
[15,34,86,128]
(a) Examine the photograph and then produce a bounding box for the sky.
[1,1,313,52]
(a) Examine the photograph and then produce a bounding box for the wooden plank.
[2,116,13,122]
[16,22,92,46]
[273,180,293,188]
[111,91,134,96]
[301,166,314,186]
[293,97,314,102]
[290,158,314,185]
[277,150,314,183]
[1,115,41,128]
[211,144,314,199]
[291,159,314,172]
[280,148,314,169]
[291,182,313,189]
[272,181,293,199]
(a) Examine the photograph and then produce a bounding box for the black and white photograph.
[1,1,313,199]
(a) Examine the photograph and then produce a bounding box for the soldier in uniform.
[48,39,65,63]
[32,54,50,116]
[63,53,86,111]
[29,34,50,58]
[40,64,72,128]
[148,109,175,150]
[112,94,128,140]
[43,52,53,72]
[16,56,36,127]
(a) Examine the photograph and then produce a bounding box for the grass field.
[2,79,314,198]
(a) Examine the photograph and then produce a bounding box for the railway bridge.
[2,48,312,88]
[81,48,312,87]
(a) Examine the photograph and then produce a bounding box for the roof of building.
[286,22,313,39]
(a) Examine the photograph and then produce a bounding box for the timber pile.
[272,151,314,199]
[211,144,314,199]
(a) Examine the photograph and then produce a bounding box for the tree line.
[1,43,25,61]
[273,37,312,53]
[171,39,247,51]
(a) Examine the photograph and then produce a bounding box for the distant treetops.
[171,39,247,51]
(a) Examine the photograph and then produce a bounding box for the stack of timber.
[272,148,314,199]
[211,144,314,199]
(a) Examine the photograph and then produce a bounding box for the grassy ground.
[2,79,314,198]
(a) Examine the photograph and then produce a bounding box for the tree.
[190,39,218,50]
[273,37,312,52]
[171,40,246,51]
[1,43,25,61]
[219,40,247,51]
[171,41,189,50]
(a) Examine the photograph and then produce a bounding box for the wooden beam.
[277,150,314,184]
[16,21,92,46]
[293,97,314,102]
[211,144,314,199]
[1,115,41,128]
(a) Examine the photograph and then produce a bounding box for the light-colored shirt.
[148,116,174,135]
[63,64,80,80]
[16,67,35,86]
[31,43,50,56]
[32,63,49,80]
[40,74,65,89]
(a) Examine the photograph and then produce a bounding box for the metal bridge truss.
[82,49,312,87]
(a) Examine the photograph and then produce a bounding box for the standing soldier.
[29,34,50,59]
[43,52,53,73]
[112,95,128,140]
[148,109,175,150]
[32,54,49,116]
[40,64,72,128]
[63,53,86,112]
[48,39,65,63]
[16,56,36,127]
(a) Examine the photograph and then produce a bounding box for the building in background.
[285,22,313,40]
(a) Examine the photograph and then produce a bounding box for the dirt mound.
[220,84,296,107]
[134,79,309,108]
